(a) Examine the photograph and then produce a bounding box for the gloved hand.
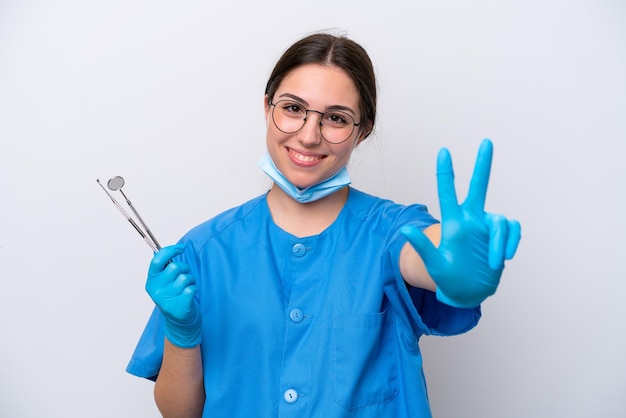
[145,243,202,348]
[401,139,521,308]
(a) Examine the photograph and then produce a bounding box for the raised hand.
[146,244,202,348]
[402,139,521,308]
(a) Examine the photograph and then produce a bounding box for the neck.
[266,184,349,237]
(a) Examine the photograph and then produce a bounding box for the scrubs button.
[292,243,306,257]
[289,308,304,323]
[284,388,299,404]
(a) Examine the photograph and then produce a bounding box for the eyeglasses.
[269,99,361,144]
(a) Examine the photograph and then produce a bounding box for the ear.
[355,123,372,146]
[264,95,271,124]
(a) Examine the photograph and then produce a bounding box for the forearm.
[155,339,205,418]
[400,223,439,292]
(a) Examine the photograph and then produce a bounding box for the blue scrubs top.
[127,188,480,417]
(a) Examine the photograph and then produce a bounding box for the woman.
[127,32,521,418]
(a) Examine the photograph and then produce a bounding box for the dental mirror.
[107,176,125,191]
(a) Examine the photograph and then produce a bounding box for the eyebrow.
[277,93,357,117]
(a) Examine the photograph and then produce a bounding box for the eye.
[324,112,351,126]
[281,101,305,116]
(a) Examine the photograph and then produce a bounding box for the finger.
[401,225,442,268]
[505,219,522,259]
[486,213,507,270]
[164,259,190,276]
[182,284,197,298]
[464,138,493,213]
[149,243,186,274]
[171,273,196,294]
[146,263,191,297]
[436,147,460,220]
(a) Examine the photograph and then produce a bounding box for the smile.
[288,148,326,165]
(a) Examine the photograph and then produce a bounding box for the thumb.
[149,243,186,275]
[401,225,441,268]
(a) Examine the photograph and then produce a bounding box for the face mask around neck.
[257,152,351,203]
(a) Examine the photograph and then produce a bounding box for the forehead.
[276,64,361,110]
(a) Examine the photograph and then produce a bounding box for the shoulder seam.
[189,195,267,253]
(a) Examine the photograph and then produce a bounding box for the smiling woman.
[125,32,520,418]
[264,64,363,191]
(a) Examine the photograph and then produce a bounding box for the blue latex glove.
[145,243,202,348]
[401,139,521,308]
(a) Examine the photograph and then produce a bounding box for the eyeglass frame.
[268,99,362,144]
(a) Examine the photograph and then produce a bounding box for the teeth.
[291,150,321,162]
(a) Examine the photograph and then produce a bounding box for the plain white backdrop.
[1,0,625,416]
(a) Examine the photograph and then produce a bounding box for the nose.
[297,110,324,146]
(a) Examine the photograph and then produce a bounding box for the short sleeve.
[126,307,165,381]
[408,286,481,336]
[386,218,481,338]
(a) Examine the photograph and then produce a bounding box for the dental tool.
[96,177,161,252]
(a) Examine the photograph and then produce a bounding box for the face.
[264,64,364,189]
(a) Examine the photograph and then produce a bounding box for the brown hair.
[265,33,377,139]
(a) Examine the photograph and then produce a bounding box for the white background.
[1,1,625,417]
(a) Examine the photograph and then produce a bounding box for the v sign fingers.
[403,139,521,308]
